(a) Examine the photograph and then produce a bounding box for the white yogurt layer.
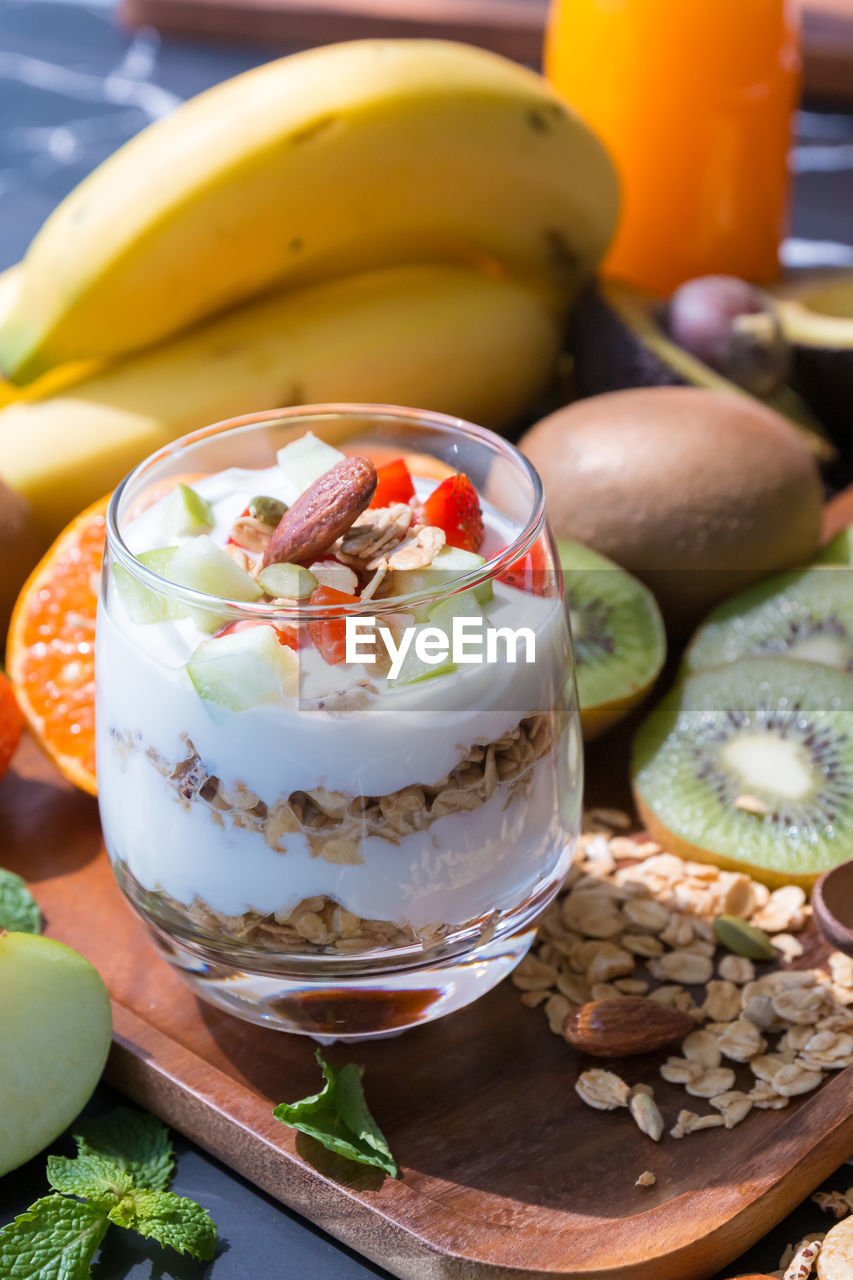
[96,461,581,927]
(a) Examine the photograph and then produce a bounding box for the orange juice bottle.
[545,0,800,294]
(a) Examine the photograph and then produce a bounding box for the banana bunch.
[0,38,618,610]
[0,40,616,380]
[0,264,562,538]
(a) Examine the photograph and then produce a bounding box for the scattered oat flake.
[669,1110,724,1139]
[773,933,805,962]
[544,993,571,1036]
[718,953,755,985]
[829,953,853,990]
[709,1090,753,1129]
[514,828,850,1148]
[684,1067,736,1099]
[575,1070,630,1111]
[812,1191,852,1220]
[635,1170,656,1188]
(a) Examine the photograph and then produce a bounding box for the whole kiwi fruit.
[0,477,40,632]
[520,387,822,631]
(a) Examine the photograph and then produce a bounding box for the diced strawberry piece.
[216,617,303,650]
[422,474,483,552]
[497,536,551,596]
[307,586,361,665]
[369,458,415,508]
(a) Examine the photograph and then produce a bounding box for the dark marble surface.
[1,3,853,1277]
[1,1,852,272]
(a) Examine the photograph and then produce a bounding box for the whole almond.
[563,997,695,1057]
[263,456,377,568]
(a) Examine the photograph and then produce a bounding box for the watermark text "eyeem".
[346,616,535,681]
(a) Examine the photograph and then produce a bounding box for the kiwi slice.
[632,656,853,886]
[685,566,853,674]
[816,526,853,565]
[559,539,666,741]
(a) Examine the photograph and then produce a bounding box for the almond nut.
[563,997,696,1057]
[263,456,377,567]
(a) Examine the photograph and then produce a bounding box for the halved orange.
[0,671,23,780]
[6,472,208,795]
[6,496,108,795]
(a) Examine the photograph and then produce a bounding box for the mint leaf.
[73,1107,173,1192]
[273,1050,399,1177]
[0,867,40,933]
[108,1189,217,1261]
[46,1153,134,1205]
[334,1061,399,1175]
[0,1195,108,1280]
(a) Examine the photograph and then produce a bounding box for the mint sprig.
[0,866,41,933]
[73,1105,174,1192]
[46,1151,134,1203]
[0,1196,109,1279]
[274,1050,399,1177]
[107,1188,217,1259]
[0,1107,217,1278]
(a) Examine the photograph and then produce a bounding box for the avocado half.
[571,280,834,461]
[768,270,853,436]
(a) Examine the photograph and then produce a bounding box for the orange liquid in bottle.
[545,0,801,294]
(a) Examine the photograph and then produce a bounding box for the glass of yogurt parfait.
[96,404,582,1038]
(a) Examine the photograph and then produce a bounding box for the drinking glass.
[96,405,582,1038]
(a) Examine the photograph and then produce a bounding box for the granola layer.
[112,709,557,866]
[118,871,460,954]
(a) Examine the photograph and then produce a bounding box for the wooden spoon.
[813,860,853,957]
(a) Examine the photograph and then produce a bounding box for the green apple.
[156,483,214,537]
[393,546,493,609]
[112,546,186,624]
[168,535,262,602]
[389,595,487,687]
[276,432,344,504]
[0,932,112,1177]
[168,534,262,632]
[187,624,299,710]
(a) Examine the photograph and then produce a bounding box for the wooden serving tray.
[118,0,853,104]
[3,722,853,1280]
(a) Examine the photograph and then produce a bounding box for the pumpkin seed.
[249,495,288,527]
[258,562,317,600]
[713,914,776,961]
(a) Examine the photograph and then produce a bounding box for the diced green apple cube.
[389,597,486,687]
[393,546,493,608]
[187,626,299,710]
[168,535,263,632]
[388,624,457,687]
[429,593,487,629]
[276,432,345,504]
[112,546,187,623]
[156,483,214,536]
[168,535,263,601]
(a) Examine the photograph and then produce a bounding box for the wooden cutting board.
[3,625,853,1277]
[118,0,853,104]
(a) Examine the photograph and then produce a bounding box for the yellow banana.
[0,267,98,405]
[0,263,561,541]
[0,39,617,383]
